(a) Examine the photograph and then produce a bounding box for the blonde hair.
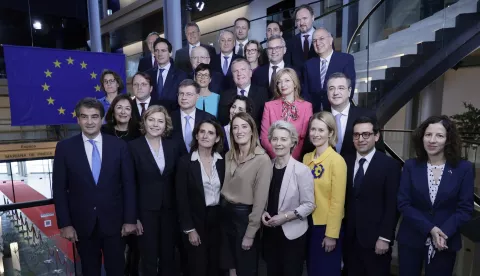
[308,111,337,147]
[229,112,260,161]
[273,68,302,100]
[140,105,173,137]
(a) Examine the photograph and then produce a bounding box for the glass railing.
[347,0,478,120]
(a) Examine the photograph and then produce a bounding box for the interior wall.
[441,67,480,116]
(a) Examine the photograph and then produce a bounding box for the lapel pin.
[449,170,452,174]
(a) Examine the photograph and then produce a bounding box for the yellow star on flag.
[71,110,77,118]
[66,57,74,65]
[90,71,97,79]
[80,61,87,69]
[47,97,55,105]
[94,85,101,92]
[44,69,53,78]
[53,60,62,68]
[58,107,66,115]
[42,83,50,91]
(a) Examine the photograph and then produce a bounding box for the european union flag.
[4,45,126,126]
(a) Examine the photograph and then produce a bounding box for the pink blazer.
[260,99,313,160]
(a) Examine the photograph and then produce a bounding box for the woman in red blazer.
[260,68,313,160]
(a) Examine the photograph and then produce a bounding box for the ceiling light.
[196,1,205,11]
[33,21,42,30]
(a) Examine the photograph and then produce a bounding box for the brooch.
[311,164,325,179]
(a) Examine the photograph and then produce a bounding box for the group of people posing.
[52,4,474,276]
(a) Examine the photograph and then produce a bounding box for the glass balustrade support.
[87,0,103,52]
[163,0,183,56]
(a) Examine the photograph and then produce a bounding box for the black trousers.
[220,199,258,276]
[139,209,176,276]
[263,226,306,276]
[346,239,392,276]
[76,220,125,276]
[184,205,222,276]
[398,244,457,276]
[124,235,140,276]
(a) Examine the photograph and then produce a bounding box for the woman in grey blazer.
[261,120,315,276]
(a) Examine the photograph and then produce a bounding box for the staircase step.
[353,45,419,62]
[388,17,456,40]
[408,0,478,28]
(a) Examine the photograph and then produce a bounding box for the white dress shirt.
[156,62,171,85]
[331,102,350,144]
[235,39,249,55]
[145,137,165,173]
[82,132,103,171]
[136,96,151,116]
[191,151,223,206]
[353,148,390,242]
[268,60,285,83]
[189,42,201,57]
[236,84,251,97]
[220,52,234,71]
[300,28,315,48]
[180,109,196,140]
[151,54,156,67]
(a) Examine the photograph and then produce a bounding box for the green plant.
[451,102,480,140]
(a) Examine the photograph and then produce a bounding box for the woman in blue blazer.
[397,115,474,276]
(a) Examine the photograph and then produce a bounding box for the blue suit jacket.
[146,64,188,109]
[396,159,474,251]
[285,33,317,71]
[211,53,241,91]
[302,52,356,112]
[251,62,299,99]
[53,134,136,237]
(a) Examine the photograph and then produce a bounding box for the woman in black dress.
[102,94,141,142]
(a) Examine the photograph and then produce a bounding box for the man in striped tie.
[53,97,137,275]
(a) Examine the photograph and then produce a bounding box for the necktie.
[270,65,278,94]
[202,98,206,111]
[184,115,192,152]
[140,103,146,116]
[320,59,327,88]
[303,34,310,60]
[157,68,165,98]
[354,158,366,194]
[237,43,244,56]
[222,56,229,76]
[335,113,344,153]
[240,89,245,96]
[88,140,101,184]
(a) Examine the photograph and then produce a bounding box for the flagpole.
[87,0,103,52]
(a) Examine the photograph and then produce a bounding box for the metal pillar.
[87,0,103,52]
[163,0,183,58]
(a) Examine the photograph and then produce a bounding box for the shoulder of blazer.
[305,56,320,67]
[293,159,311,176]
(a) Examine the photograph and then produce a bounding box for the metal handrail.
[346,0,386,53]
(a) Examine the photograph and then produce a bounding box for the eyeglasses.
[103,79,117,85]
[267,46,284,53]
[190,56,210,61]
[133,83,149,88]
[353,132,375,140]
[245,49,258,54]
[178,92,197,98]
[196,73,211,79]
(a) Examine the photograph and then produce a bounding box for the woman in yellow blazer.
[303,111,347,276]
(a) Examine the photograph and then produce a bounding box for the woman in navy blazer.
[397,115,474,276]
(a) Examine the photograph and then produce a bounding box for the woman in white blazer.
[261,120,315,276]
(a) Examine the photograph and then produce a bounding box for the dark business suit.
[171,108,216,154]
[145,64,188,110]
[129,136,182,276]
[302,52,356,113]
[344,151,401,276]
[53,134,136,276]
[396,159,474,276]
[188,70,225,94]
[211,53,241,91]
[174,44,217,73]
[138,54,155,73]
[285,33,317,71]
[301,105,385,159]
[176,153,226,276]
[251,62,299,99]
[218,84,268,128]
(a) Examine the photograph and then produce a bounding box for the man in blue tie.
[53,97,137,275]
[211,30,241,91]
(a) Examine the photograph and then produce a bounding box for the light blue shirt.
[196,92,220,117]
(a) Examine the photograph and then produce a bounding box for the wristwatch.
[294,210,303,220]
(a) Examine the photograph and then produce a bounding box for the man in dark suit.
[174,22,216,73]
[303,27,356,113]
[285,5,317,71]
[344,116,401,276]
[261,21,284,63]
[146,37,187,111]
[53,97,136,275]
[234,17,250,57]
[138,32,160,72]
[252,34,298,98]
[171,79,216,153]
[301,73,384,159]
[218,58,268,128]
[188,46,225,93]
[211,30,241,91]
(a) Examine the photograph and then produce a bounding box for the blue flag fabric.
[4,45,126,126]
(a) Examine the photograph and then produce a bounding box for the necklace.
[114,128,129,138]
